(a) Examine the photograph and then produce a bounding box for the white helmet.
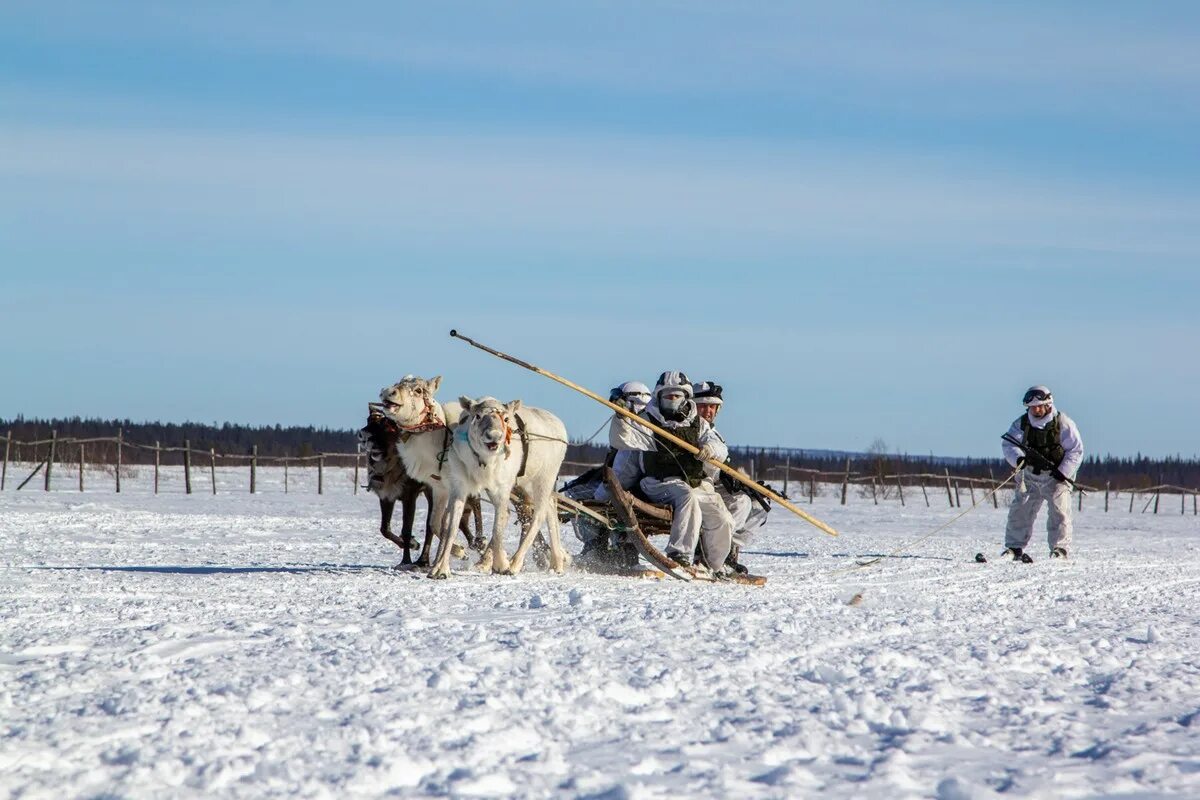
[1022,385,1053,407]
[609,380,651,412]
[654,371,692,413]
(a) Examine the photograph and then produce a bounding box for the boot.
[1002,547,1034,563]
[725,545,749,574]
[665,549,692,567]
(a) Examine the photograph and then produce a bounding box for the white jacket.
[596,400,725,497]
[1002,409,1084,480]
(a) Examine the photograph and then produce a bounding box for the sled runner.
[556,469,767,585]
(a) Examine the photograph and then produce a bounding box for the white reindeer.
[375,375,466,567]
[432,396,569,579]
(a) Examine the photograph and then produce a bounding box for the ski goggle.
[1023,388,1053,407]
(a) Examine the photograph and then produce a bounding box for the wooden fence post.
[870,478,878,505]
[154,441,160,495]
[783,455,790,496]
[921,476,930,507]
[808,475,815,504]
[250,445,257,494]
[988,468,999,508]
[1129,491,1135,513]
[895,475,905,506]
[210,448,217,495]
[2,430,10,490]
[354,452,360,495]
[1183,490,1187,515]
[840,458,850,505]
[953,480,962,508]
[1153,489,1160,514]
[79,443,85,492]
[1077,488,1083,511]
[115,429,123,493]
[1104,481,1109,512]
[284,459,289,494]
[968,481,977,507]
[318,456,325,495]
[184,440,192,495]
[943,469,954,508]
[750,458,756,482]
[45,430,57,491]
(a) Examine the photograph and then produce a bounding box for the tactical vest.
[1018,413,1065,472]
[641,414,706,487]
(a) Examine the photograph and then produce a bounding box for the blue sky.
[2,2,1197,458]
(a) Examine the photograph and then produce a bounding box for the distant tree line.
[0,416,357,465]
[3,417,1196,489]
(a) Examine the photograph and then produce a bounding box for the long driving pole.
[449,329,838,537]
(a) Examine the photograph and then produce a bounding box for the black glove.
[1015,457,1026,470]
[719,468,740,494]
[1051,468,1068,483]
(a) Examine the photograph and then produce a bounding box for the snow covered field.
[3,468,1199,799]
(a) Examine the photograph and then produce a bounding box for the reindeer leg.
[474,499,495,572]
[468,498,485,551]
[546,498,570,574]
[506,502,545,576]
[415,485,435,567]
[379,497,407,551]
[488,492,513,575]
[398,484,421,566]
[429,491,463,580]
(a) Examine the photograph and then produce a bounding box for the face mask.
[624,392,650,412]
[659,392,686,412]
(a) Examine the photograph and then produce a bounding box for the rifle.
[1001,433,1083,492]
[719,466,778,512]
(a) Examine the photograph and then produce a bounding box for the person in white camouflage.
[1000,385,1085,562]
[605,371,734,571]
[692,380,767,574]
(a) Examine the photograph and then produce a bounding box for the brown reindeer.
[359,407,483,566]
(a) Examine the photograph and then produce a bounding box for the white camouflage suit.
[1001,407,1084,552]
[602,397,734,568]
[702,429,768,548]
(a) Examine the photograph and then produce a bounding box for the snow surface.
[3,466,1200,798]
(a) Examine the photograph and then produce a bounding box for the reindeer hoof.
[450,543,467,559]
[427,570,449,580]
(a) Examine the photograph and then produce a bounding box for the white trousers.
[1005,470,1073,551]
[715,484,768,548]
[640,477,734,566]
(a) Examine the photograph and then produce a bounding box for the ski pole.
[449,329,839,538]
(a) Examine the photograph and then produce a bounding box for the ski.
[974,550,1033,564]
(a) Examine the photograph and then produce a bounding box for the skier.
[1000,385,1084,561]
[692,380,767,573]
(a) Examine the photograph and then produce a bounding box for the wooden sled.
[556,469,766,586]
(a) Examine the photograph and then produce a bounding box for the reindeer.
[374,375,471,569]
[431,396,569,579]
[358,406,483,566]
